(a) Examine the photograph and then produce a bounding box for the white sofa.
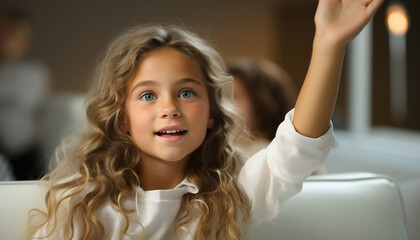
[253,172,409,240]
[325,129,420,240]
[0,172,409,240]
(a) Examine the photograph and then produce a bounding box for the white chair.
[0,180,46,240]
[254,172,410,240]
[0,172,410,240]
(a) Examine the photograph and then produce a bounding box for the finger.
[367,0,384,16]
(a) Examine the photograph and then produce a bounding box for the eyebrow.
[130,78,203,94]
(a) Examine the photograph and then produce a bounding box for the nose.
[160,97,181,119]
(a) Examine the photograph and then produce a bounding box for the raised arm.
[293,0,383,138]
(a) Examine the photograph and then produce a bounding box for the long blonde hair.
[27,25,250,239]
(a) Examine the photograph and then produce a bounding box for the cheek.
[127,107,153,135]
[188,103,211,132]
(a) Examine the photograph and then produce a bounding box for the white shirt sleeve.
[238,109,338,224]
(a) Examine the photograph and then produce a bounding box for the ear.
[121,117,129,134]
[121,122,128,133]
[207,117,214,129]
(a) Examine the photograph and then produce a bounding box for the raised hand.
[293,0,383,138]
[314,0,384,49]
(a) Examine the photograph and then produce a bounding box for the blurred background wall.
[0,0,289,91]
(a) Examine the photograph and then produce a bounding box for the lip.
[155,125,187,142]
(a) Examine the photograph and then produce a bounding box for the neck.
[138,153,188,191]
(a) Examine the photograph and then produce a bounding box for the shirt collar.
[134,178,199,201]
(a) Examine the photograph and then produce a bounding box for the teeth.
[160,130,183,134]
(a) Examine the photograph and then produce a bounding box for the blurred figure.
[228,58,326,175]
[0,8,50,180]
[0,153,14,180]
[228,58,297,157]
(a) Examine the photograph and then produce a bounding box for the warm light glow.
[387,4,409,35]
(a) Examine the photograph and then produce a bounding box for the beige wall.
[1,0,315,92]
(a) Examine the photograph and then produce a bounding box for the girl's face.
[124,47,214,167]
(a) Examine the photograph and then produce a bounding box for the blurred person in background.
[228,58,325,175]
[0,153,14,180]
[0,7,50,180]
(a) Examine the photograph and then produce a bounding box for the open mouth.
[155,130,187,136]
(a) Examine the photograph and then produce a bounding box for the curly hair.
[26,25,250,239]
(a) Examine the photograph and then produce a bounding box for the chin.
[158,152,191,163]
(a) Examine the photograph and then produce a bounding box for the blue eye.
[179,90,195,98]
[140,93,156,101]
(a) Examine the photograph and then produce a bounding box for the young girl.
[27,0,383,239]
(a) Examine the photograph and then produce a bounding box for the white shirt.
[35,109,338,239]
